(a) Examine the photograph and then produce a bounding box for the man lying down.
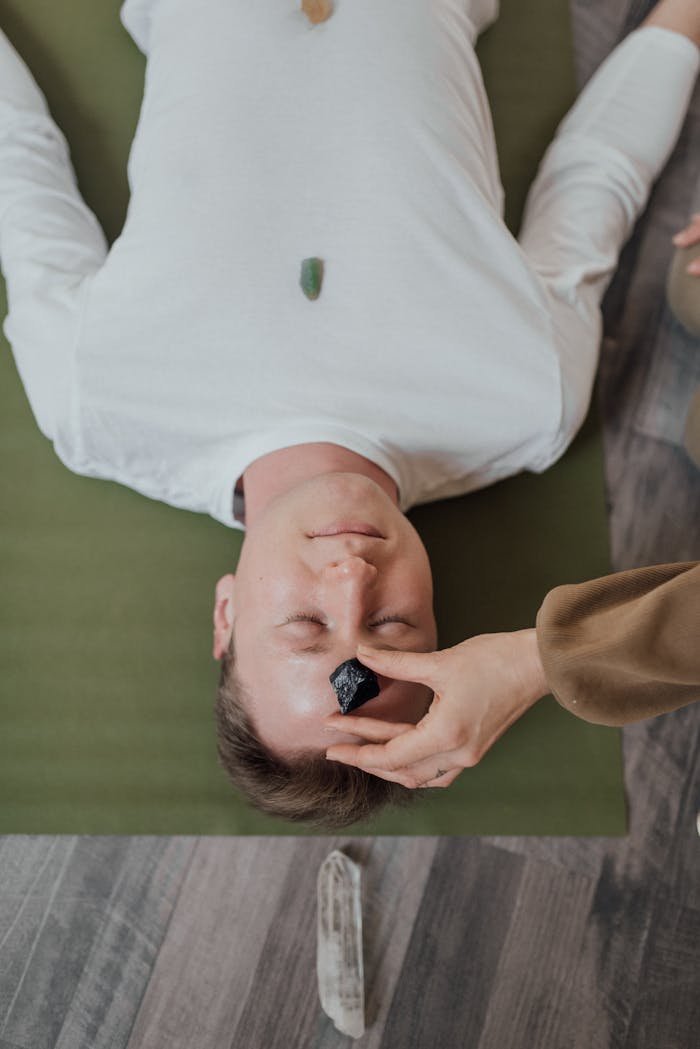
[1,1,698,828]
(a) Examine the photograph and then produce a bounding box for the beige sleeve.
[535,562,700,726]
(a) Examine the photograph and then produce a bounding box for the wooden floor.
[1,2,699,1047]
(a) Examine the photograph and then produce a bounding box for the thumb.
[356,644,439,687]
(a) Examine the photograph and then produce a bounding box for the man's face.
[214,473,437,758]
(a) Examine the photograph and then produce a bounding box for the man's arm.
[516,20,699,464]
[0,28,108,440]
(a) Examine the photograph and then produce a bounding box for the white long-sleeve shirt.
[1,2,697,529]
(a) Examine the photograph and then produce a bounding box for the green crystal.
[300,257,324,300]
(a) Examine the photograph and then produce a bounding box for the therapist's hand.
[323,629,550,789]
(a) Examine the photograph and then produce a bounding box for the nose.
[322,556,378,587]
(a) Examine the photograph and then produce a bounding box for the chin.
[311,474,390,514]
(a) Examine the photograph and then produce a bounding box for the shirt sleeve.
[535,562,700,726]
[517,26,700,466]
[0,29,108,440]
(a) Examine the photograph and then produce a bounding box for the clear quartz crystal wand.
[317,850,365,1038]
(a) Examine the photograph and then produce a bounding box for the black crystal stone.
[329,658,380,714]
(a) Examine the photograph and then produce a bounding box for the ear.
[212,573,236,660]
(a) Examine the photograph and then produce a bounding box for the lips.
[310,522,384,539]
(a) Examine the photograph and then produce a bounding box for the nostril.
[323,558,378,587]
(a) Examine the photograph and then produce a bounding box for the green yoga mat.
[0,0,625,835]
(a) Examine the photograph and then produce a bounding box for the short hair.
[215,638,422,830]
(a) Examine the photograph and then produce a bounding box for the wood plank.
[637,706,700,912]
[624,899,700,1049]
[569,0,628,86]
[595,99,700,568]
[379,840,524,1049]
[126,838,438,1049]
[594,1,700,570]
[478,858,615,1049]
[0,837,194,1049]
[486,703,699,890]
[126,837,298,1048]
[605,433,700,568]
[480,0,700,1037]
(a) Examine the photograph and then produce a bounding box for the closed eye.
[282,614,412,628]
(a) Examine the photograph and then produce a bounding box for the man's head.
[213,471,438,827]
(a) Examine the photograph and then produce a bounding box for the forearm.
[519,25,699,308]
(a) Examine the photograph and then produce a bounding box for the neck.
[241,443,399,526]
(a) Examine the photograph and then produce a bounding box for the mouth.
[309,522,385,539]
